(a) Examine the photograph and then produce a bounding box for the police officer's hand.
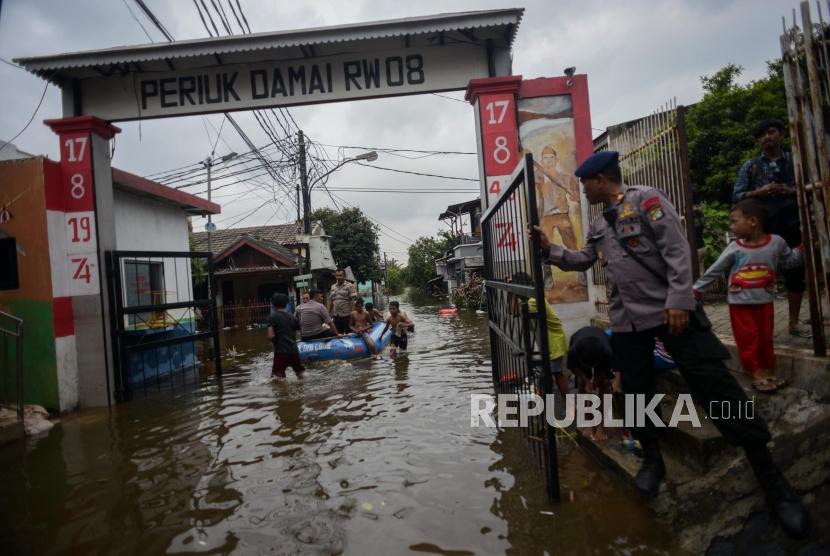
[529,225,551,251]
[666,309,689,335]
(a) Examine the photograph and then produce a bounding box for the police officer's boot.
[634,438,665,498]
[745,444,810,538]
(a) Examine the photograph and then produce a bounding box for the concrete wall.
[0,158,60,411]
[113,190,193,327]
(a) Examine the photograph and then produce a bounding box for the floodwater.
[0,293,684,555]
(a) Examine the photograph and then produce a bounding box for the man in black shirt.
[267,293,304,378]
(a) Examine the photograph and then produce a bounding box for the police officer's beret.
[574,151,619,178]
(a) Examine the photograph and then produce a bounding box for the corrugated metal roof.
[15,9,523,80]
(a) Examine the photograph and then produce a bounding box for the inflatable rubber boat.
[298,321,392,362]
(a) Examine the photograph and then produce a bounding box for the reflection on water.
[0,292,684,555]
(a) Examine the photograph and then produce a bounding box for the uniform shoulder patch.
[641,195,665,221]
[641,196,662,211]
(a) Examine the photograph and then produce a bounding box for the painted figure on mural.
[518,94,588,303]
[535,145,580,290]
[535,145,579,248]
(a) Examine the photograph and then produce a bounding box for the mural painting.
[518,95,588,303]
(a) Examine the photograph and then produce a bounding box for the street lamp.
[202,151,237,254]
[303,150,378,236]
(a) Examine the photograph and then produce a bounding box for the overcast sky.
[0,0,797,262]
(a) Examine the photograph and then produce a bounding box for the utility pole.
[202,152,237,256]
[299,130,310,235]
[383,252,389,300]
[205,159,213,255]
[296,183,301,224]
[298,130,311,274]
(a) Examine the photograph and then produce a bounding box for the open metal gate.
[106,250,222,401]
[482,153,560,502]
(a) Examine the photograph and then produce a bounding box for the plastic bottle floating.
[438,305,459,316]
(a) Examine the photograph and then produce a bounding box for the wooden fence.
[781,1,830,355]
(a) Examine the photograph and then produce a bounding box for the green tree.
[311,207,380,282]
[404,235,451,290]
[190,235,207,286]
[686,61,788,205]
[384,258,405,293]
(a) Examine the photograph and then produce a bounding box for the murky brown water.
[0,293,684,555]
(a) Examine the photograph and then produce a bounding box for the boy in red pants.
[693,199,802,393]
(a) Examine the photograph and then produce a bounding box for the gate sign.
[80,45,489,121]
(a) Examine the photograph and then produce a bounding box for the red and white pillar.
[466,76,523,211]
[44,116,120,410]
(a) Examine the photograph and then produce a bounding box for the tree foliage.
[311,207,380,283]
[700,201,731,266]
[384,258,405,293]
[404,235,451,290]
[190,234,207,286]
[686,61,788,205]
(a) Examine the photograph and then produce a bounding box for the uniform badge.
[621,202,635,219]
[641,196,664,222]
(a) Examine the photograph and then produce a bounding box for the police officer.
[530,151,809,538]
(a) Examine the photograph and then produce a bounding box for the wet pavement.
[0,293,685,555]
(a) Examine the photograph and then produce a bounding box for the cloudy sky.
[0,0,796,262]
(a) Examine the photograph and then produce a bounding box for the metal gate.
[482,153,560,502]
[592,101,695,315]
[106,250,222,401]
[781,2,830,355]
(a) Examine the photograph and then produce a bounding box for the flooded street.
[0,294,683,555]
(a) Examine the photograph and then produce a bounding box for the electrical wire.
[133,0,174,41]
[355,162,478,182]
[431,92,468,103]
[122,0,155,42]
[0,82,49,154]
[318,142,476,155]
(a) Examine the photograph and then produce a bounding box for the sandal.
[752,378,779,394]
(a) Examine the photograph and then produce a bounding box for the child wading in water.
[693,199,803,393]
[350,298,378,356]
[381,301,413,358]
[267,292,304,379]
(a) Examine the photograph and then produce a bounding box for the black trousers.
[610,311,771,448]
[333,315,351,335]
